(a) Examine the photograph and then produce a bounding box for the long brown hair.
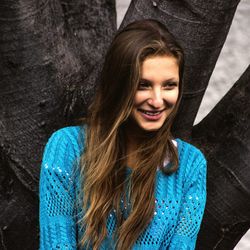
[79,19,184,250]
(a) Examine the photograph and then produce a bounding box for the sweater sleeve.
[39,128,79,250]
[168,151,207,250]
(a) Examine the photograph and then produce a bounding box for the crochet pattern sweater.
[39,126,207,250]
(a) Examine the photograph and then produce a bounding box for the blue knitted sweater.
[39,126,207,250]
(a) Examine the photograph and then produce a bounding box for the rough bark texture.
[0,0,116,249]
[0,0,249,249]
[193,65,250,249]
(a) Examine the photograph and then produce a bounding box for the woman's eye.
[138,82,150,90]
[163,82,178,89]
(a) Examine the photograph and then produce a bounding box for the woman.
[39,19,207,250]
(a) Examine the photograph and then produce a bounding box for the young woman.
[39,19,207,250]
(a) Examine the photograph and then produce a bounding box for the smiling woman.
[39,19,207,250]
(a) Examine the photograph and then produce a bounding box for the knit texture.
[39,126,207,250]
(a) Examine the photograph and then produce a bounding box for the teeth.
[140,110,161,116]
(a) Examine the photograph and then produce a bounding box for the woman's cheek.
[163,89,179,105]
[133,92,148,106]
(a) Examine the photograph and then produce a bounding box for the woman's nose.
[148,89,164,108]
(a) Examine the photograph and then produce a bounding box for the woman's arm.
[168,152,207,250]
[39,128,80,250]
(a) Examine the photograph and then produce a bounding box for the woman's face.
[130,55,179,132]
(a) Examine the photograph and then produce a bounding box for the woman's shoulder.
[175,138,206,163]
[41,125,85,174]
[46,125,85,154]
[174,138,207,177]
[48,125,85,142]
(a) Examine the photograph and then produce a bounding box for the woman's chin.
[137,122,164,132]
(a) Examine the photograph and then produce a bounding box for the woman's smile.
[137,108,165,121]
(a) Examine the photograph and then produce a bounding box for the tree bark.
[0,0,116,249]
[193,65,250,249]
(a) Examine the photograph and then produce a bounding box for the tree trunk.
[193,65,250,249]
[0,0,116,249]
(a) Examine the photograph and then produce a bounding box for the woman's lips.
[138,108,164,121]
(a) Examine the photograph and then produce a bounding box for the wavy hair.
[79,19,184,250]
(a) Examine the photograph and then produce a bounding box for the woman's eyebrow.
[140,78,179,83]
[139,78,152,84]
